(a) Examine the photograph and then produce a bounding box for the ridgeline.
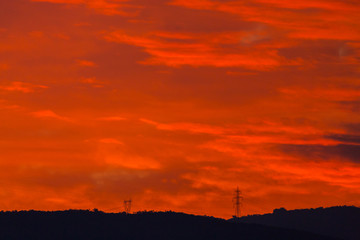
[237,206,360,240]
[0,209,341,240]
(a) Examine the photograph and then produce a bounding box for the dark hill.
[237,206,360,240]
[0,210,338,240]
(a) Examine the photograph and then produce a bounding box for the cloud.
[277,86,360,114]
[140,118,225,135]
[325,134,360,145]
[170,0,360,41]
[0,81,48,93]
[344,123,360,134]
[279,144,360,163]
[0,99,20,110]
[31,110,71,121]
[31,0,141,16]
[99,138,124,145]
[97,116,126,121]
[105,31,299,69]
[95,146,162,170]
[77,59,96,67]
[81,77,104,88]
[336,101,360,112]
[279,87,360,102]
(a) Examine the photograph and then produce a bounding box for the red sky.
[0,0,360,218]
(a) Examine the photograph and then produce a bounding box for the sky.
[0,0,360,218]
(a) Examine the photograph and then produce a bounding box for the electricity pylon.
[233,187,243,218]
[124,199,132,214]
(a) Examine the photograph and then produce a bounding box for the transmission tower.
[232,187,243,218]
[124,199,132,214]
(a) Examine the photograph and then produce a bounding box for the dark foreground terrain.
[0,210,339,240]
[238,206,360,240]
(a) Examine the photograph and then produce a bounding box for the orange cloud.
[95,143,162,170]
[97,116,126,121]
[0,99,20,110]
[81,77,104,88]
[140,118,226,135]
[31,110,72,121]
[31,0,140,16]
[99,138,123,145]
[170,0,360,40]
[77,59,96,67]
[279,87,360,102]
[0,82,48,93]
[105,31,299,69]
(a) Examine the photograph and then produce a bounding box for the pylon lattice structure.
[233,187,243,218]
[124,199,132,214]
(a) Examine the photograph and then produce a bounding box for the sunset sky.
[0,0,360,218]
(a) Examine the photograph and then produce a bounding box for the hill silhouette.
[0,210,339,240]
[237,206,360,240]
